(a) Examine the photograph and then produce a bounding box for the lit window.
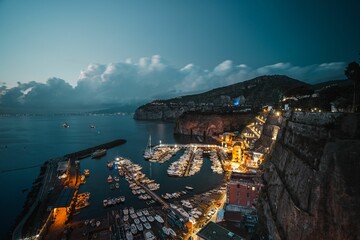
[252,187,256,191]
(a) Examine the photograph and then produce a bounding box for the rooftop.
[197,222,244,240]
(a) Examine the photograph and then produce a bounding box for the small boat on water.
[130,224,137,234]
[143,222,151,230]
[123,215,129,222]
[168,228,176,237]
[103,199,108,207]
[129,207,135,214]
[136,210,143,217]
[154,215,164,223]
[120,196,125,202]
[143,230,156,240]
[130,213,137,219]
[134,218,140,224]
[140,216,147,222]
[90,125,96,129]
[80,175,86,184]
[107,175,113,183]
[84,169,90,176]
[185,186,194,190]
[114,175,120,182]
[162,226,169,235]
[115,183,120,189]
[126,231,133,240]
[142,209,149,215]
[107,161,114,169]
[96,221,101,227]
[146,215,154,222]
[123,207,129,215]
[62,122,69,128]
[92,149,107,158]
[136,223,143,231]
[110,184,115,190]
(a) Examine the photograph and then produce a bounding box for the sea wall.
[260,112,360,239]
[174,112,254,137]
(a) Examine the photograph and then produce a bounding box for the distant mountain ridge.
[135,75,348,120]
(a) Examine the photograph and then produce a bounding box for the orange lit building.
[227,172,261,208]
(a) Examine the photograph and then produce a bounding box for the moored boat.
[154,214,164,223]
[126,231,133,240]
[92,149,107,158]
[107,175,113,183]
[84,169,90,176]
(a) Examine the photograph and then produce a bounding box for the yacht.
[154,214,164,223]
[143,230,156,240]
[92,149,107,158]
[143,135,153,160]
[84,169,90,176]
[126,231,133,240]
[62,122,69,128]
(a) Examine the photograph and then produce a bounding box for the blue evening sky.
[0,0,359,87]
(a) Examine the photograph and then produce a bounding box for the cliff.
[134,75,309,120]
[174,112,254,137]
[260,112,360,240]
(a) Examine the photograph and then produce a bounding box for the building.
[197,222,244,240]
[232,142,243,162]
[227,172,261,207]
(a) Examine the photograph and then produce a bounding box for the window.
[252,186,256,191]
[237,184,240,188]
[247,193,250,198]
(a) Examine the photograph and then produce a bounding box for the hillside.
[134,75,350,120]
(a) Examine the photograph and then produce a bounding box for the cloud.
[0,55,347,113]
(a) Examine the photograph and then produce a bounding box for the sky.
[0,0,359,112]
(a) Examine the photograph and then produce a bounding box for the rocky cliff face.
[260,112,360,240]
[174,112,254,137]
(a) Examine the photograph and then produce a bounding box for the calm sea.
[0,114,223,238]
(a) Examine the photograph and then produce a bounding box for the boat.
[185,186,194,190]
[143,135,153,160]
[62,122,69,128]
[143,222,151,230]
[84,169,90,176]
[129,207,135,214]
[103,199,108,207]
[96,221,101,227]
[136,210,143,217]
[154,215,164,223]
[115,183,120,189]
[168,228,176,237]
[162,226,169,235]
[140,216,147,222]
[134,218,140,224]
[107,161,114,169]
[130,224,137,234]
[80,175,86,184]
[146,215,154,222]
[136,223,143,231]
[91,149,107,158]
[123,207,129,215]
[123,215,129,222]
[107,175,113,183]
[90,125,96,129]
[114,175,120,182]
[142,209,149,215]
[170,203,178,209]
[143,230,156,240]
[189,216,196,224]
[120,196,125,202]
[126,231,133,240]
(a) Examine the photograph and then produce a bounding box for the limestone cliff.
[260,112,360,240]
[174,112,254,137]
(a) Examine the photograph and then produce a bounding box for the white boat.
[136,210,143,216]
[168,228,176,237]
[126,231,133,240]
[123,207,129,215]
[143,222,151,230]
[130,213,137,219]
[170,203,178,209]
[123,215,129,222]
[143,135,153,160]
[185,186,194,190]
[92,149,107,158]
[62,122,69,128]
[134,218,140,224]
[136,223,143,231]
[154,214,164,223]
[143,230,156,240]
[146,215,154,222]
[162,226,169,235]
[142,209,149,215]
[120,196,125,202]
[140,216,147,222]
[189,216,196,224]
[84,169,90,176]
[107,175,113,183]
[96,221,101,227]
[129,207,135,214]
[103,199,107,207]
[130,224,137,234]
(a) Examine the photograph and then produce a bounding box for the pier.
[183,148,196,177]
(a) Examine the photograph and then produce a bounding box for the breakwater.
[65,139,126,159]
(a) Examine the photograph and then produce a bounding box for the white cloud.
[0,55,347,112]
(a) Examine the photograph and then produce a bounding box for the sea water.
[0,114,223,238]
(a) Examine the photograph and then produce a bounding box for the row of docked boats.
[148,145,180,163]
[167,148,193,177]
[209,149,224,174]
[188,148,203,176]
[103,196,125,207]
[75,192,91,210]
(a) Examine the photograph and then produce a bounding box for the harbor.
[13,135,226,239]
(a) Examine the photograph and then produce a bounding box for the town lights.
[275,111,281,117]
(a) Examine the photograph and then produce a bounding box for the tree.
[344,61,360,112]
